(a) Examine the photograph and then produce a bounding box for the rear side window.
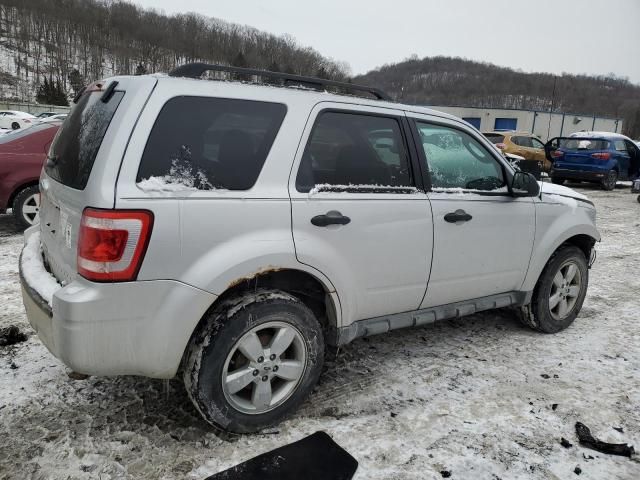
[296,112,413,192]
[512,136,533,148]
[137,97,286,191]
[484,133,505,144]
[613,140,627,151]
[46,91,124,189]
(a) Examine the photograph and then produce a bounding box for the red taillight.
[496,143,506,150]
[591,152,611,160]
[77,208,153,282]
[551,150,564,159]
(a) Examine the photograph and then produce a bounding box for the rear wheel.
[183,290,324,433]
[12,185,40,229]
[551,177,565,185]
[11,122,20,130]
[518,245,588,333]
[601,169,617,190]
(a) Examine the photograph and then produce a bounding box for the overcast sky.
[133,0,640,83]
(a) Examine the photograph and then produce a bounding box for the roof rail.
[168,62,392,101]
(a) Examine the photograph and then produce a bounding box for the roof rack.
[168,62,392,101]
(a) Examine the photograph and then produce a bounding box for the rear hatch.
[545,137,611,168]
[39,76,157,285]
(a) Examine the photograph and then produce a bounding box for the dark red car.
[0,122,61,228]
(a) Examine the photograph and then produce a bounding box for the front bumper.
[551,168,606,182]
[19,230,217,378]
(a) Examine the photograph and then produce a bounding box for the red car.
[0,122,61,228]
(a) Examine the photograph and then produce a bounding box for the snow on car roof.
[570,131,630,141]
[5,110,36,118]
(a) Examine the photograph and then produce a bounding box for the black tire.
[518,245,589,333]
[551,177,565,185]
[183,290,324,433]
[11,122,20,130]
[12,185,40,230]
[601,169,618,191]
[637,194,640,204]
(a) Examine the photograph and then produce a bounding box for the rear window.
[137,97,287,191]
[560,138,610,151]
[45,90,124,189]
[483,133,505,144]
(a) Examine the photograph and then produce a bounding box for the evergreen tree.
[68,68,85,97]
[35,77,69,106]
[135,62,148,75]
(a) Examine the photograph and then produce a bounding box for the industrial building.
[428,105,623,141]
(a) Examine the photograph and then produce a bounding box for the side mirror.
[511,171,540,197]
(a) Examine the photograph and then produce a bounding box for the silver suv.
[20,64,600,433]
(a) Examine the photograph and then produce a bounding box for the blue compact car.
[546,132,640,190]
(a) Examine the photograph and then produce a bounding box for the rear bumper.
[19,229,217,378]
[551,168,607,181]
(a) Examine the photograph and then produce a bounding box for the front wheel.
[12,185,40,229]
[519,245,589,333]
[183,290,324,433]
[601,169,618,191]
[11,122,20,130]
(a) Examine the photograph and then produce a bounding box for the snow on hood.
[539,181,589,202]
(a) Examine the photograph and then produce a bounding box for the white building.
[428,105,623,141]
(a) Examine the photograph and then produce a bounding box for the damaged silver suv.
[20,64,600,433]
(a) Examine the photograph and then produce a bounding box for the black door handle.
[444,209,472,223]
[311,211,351,227]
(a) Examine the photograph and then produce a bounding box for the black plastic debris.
[204,431,358,480]
[613,427,624,434]
[574,466,582,475]
[575,422,635,458]
[561,438,573,449]
[552,404,559,411]
[440,471,452,478]
[0,326,27,347]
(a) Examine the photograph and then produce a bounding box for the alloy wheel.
[548,260,582,321]
[221,321,307,415]
[21,193,40,225]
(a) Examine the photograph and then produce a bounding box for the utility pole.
[547,76,557,140]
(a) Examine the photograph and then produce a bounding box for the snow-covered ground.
[1,184,639,480]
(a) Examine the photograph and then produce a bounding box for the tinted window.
[484,133,505,144]
[46,91,124,189]
[417,123,505,191]
[512,136,533,148]
[296,112,413,192]
[137,97,286,190]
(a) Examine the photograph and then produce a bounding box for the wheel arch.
[522,227,598,293]
[180,267,342,374]
[8,180,39,210]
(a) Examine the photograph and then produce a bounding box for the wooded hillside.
[354,56,640,138]
[0,0,348,102]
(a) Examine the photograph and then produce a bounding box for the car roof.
[570,131,631,141]
[6,110,35,117]
[483,131,535,136]
[136,74,464,124]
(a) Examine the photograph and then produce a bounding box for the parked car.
[0,110,37,130]
[20,67,599,434]
[0,122,61,228]
[36,112,59,119]
[38,113,68,124]
[483,131,550,174]
[546,131,640,190]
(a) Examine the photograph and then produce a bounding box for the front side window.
[296,112,413,192]
[137,97,286,191]
[614,140,627,152]
[417,122,506,191]
[531,137,545,149]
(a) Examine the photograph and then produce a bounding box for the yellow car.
[483,131,551,172]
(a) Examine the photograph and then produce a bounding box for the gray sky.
[133,0,640,83]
